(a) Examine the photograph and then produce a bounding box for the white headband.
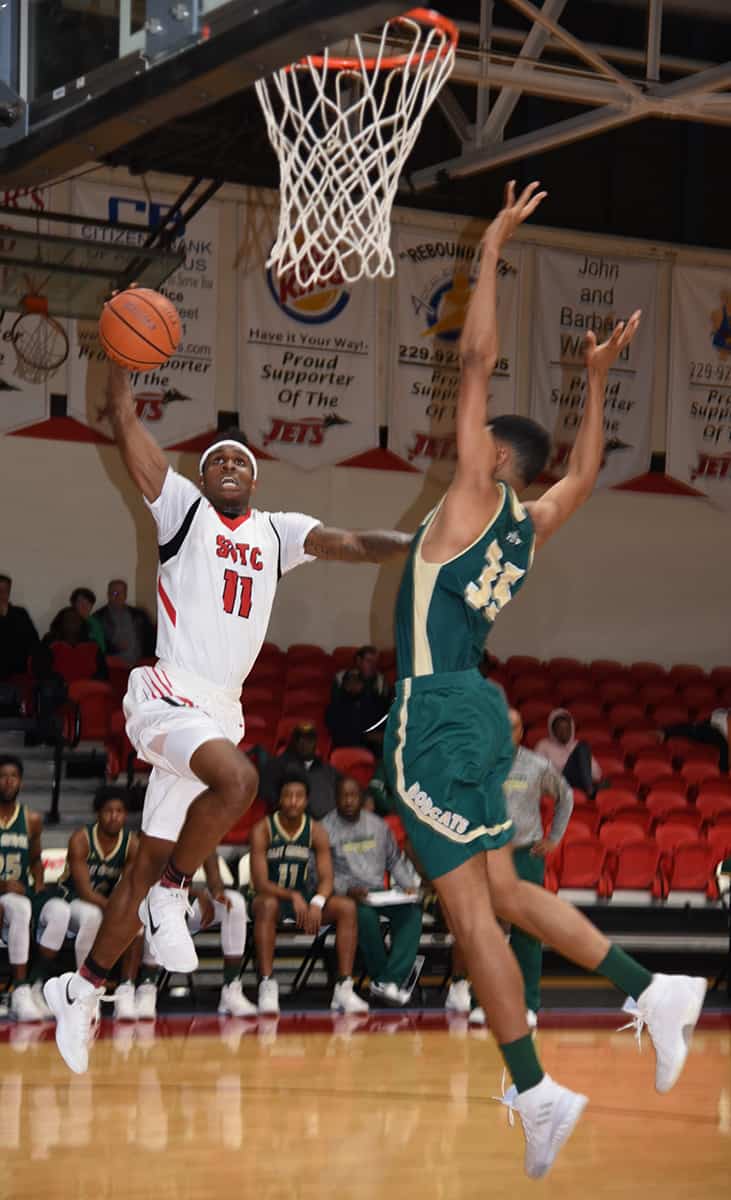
[199,440,258,480]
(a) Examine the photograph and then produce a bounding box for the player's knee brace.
[38,898,71,952]
[4,894,32,964]
[221,888,247,958]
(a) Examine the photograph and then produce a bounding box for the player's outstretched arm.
[100,362,169,503]
[455,180,546,483]
[527,311,642,547]
[304,525,412,563]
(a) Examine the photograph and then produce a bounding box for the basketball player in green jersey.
[384,181,706,1178]
[250,768,368,1016]
[0,754,72,1020]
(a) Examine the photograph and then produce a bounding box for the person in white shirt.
[45,359,410,1074]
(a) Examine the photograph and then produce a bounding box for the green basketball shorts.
[384,669,514,880]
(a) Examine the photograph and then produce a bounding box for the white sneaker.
[138,883,198,974]
[369,980,409,1006]
[43,972,104,1074]
[113,981,137,1021]
[135,983,158,1021]
[630,973,707,1093]
[331,978,369,1014]
[445,978,472,1013]
[31,981,53,1020]
[258,977,279,1015]
[468,1005,486,1026]
[11,984,41,1023]
[509,1073,588,1179]
[218,980,258,1017]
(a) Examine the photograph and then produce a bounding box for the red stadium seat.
[652,703,690,726]
[663,736,695,765]
[51,641,100,684]
[282,689,327,718]
[599,819,651,850]
[643,774,686,797]
[569,700,604,725]
[286,663,334,688]
[595,788,640,820]
[105,656,131,705]
[697,778,731,800]
[663,843,718,896]
[599,680,635,707]
[639,683,678,712]
[589,660,625,682]
[380,648,396,672]
[683,744,723,766]
[709,666,731,689]
[605,771,640,794]
[546,657,585,679]
[243,685,281,711]
[654,821,701,854]
[594,746,626,777]
[620,729,663,758]
[330,746,376,788]
[67,680,114,741]
[691,796,729,825]
[384,813,406,851]
[543,843,562,892]
[522,723,545,750]
[578,720,614,742]
[680,684,719,716]
[519,699,554,728]
[332,645,359,671]
[608,703,646,731]
[505,656,543,677]
[633,758,678,788]
[645,790,693,822]
[667,664,708,688]
[555,678,594,704]
[608,839,664,896]
[510,674,552,703]
[680,760,721,788]
[705,826,731,866]
[565,807,601,838]
[557,838,610,893]
[628,662,667,685]
[286,645,332,668]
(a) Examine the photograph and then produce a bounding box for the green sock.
[223,962,240,985]
[139,967,160,986]
[28,957,53,986]
[598,945,652,1000]
[500,1034,544,1094]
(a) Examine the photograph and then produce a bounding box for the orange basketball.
[98,287,181,370]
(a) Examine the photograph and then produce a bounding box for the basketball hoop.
[255,8,458,288]
[11,293,69,385]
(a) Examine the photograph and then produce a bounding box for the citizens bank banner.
[389,227,521,470]
[531,247,657,488]
[0,186,61,432]
[67,182,219,446]
[667,265,731,509]
[237,208,379,469]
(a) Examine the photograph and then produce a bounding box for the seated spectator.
[137,853,257,1019]
[37,785,142,1020]
[70,588,106,653]
[326,667,388,756]
[259,722,339,819]
[249,768,369,1015]
[333,645,390,701]
[323,776,422,1007]
[660,708,729,773]
[33,606,107,681]
[0,573,39,695]
[534,707,602,798]
[94,579,155,665]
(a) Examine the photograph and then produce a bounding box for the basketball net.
[255,8,458,289]
[11,292,69,385]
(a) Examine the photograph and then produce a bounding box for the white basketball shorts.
[123,661,244,843]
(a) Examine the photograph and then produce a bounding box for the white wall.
[0,433,727,668]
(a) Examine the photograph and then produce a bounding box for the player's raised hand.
[584,309,642,374]
[483,180,547,253]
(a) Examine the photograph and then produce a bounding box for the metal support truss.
[407,0,731,191]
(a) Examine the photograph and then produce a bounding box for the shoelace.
[491,1068,517,1127]
[616,996,645,1050]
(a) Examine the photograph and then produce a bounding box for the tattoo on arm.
[305,526,412,563]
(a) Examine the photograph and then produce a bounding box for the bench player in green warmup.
[383,181,706,1179]
[250,769,368,1016]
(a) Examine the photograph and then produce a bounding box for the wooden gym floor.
[0,1012,729,1199]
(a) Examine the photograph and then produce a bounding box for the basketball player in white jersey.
[45,361,411,1073]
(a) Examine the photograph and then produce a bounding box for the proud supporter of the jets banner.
[67,182,219,446]
[0,186,60,432]
[530,247,657,488]
[237,209,379,469]
[388,227,522,470]
[667,265,731,510]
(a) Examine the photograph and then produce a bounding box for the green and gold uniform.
[59,822,131,901]
[0,804,33,890]
[384,484,535,879]
[266,812,313,918]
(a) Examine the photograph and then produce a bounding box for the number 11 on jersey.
[222,570,253,618]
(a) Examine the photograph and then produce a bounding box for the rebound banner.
[0,186,60,432]
[238,204,379,469]
[67,182,219,446]
[530,247,657,487]
[388,227,522,470]
[667,265,731,509]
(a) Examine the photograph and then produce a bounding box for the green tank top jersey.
[61,822,131,901]
[395,483,535,679]
[266,813,312,894]
[0,804,32,889]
